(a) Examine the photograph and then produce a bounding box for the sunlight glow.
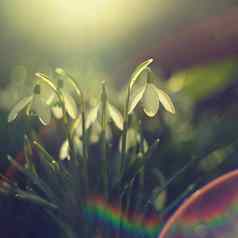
[3,0,168,49]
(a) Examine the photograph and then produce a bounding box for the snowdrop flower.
[8,83,51,125]
[59,136,82,160]
[128,67,176,117]
[85,82,124,131]
[47,74,78,120]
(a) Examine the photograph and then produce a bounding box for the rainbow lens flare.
[84,196,162,238]
[160,170,238,238]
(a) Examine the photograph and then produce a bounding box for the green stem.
[61,72,90,236]
[115,87,130,238]
[80,94,88,161]
[35,73,76,163]
[80,94,89,201]
[121,87,130,174]
[65,73,88,162]
[101,83,108,199]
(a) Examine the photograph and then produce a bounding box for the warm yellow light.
[4,0,169,49]
[57,0,114,26]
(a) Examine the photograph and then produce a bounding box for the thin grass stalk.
[134,169,144,216]
[65,72,88,162]
[159,184,196,222]
[100,83,110,238]
[101,83,108,199]
[121,87,130,174]
[118,87,131,238]
[142,156,198,225]
[35,73,76,162]
[134,124,145,216]
[63,73,90,237]
[80,94,89,198]
[125,176,134,217]
[64,73,89,203]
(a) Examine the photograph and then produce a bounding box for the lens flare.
[1,123,162,238]
[160,170,238,238]
[84,196,162,237]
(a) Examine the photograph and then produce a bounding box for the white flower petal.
[107,103,123,130]
[8,96,32,122]
[62,91,78,119]
[128,70,147,114]
[51,105,63,119]
[59,140,70,160]
[142,83,160,117]
[31,96,51,125]
[155,88,176,114]
[90,122,101,143]
[85,103,100,130]
[74,137,83,157]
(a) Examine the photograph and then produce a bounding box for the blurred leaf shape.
[199,143,234,172]
[168,59,238,102]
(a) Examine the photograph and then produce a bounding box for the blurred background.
[1,0,238,237]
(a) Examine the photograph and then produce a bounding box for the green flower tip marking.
[55,68,66,76]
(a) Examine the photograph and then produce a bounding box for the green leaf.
[7,155,56,201]
[142,83,160,117]
[15,189,57,210]
[129,58,153,89]
[62,91,78,119]
[107,102,123,130]
[170,60,238,102]
[156,88,175,114]
[114,138,160,194]
[33,141,59,170]
[8,96,32,122]
[128,70,147,114]
[24,135,37,175]
[152,187,166,211]
[152,169,167,211]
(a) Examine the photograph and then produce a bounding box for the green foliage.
[168,59,238,102]
[4,58,179,238]
[5,57,238,238]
